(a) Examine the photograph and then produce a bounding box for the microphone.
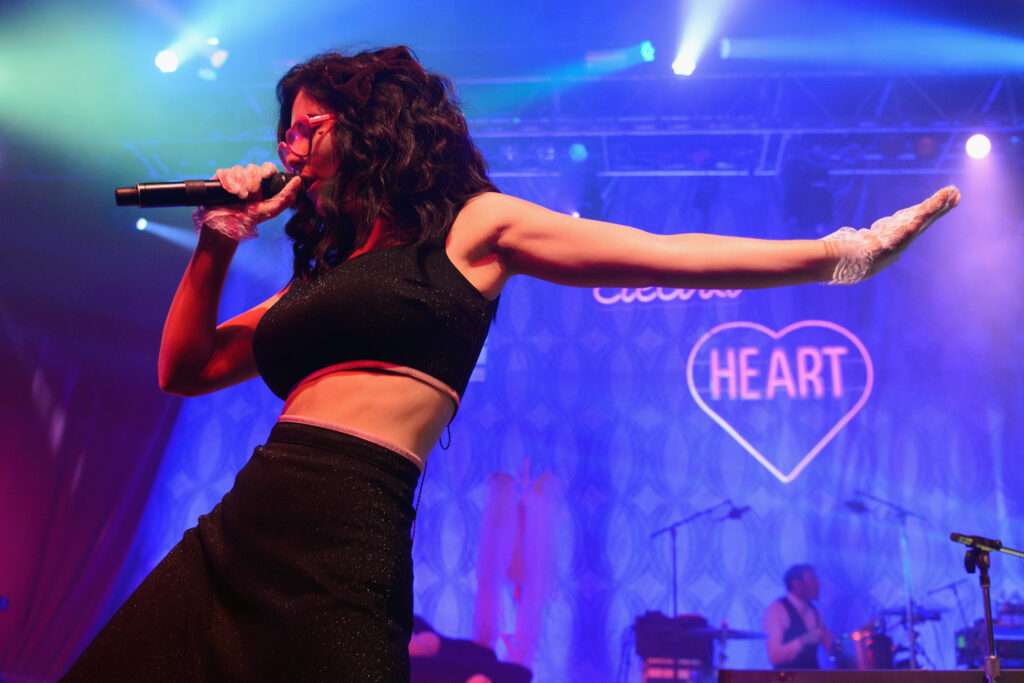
[726,505,751,519]
[950,532,1002,551]
[115,172,296,208]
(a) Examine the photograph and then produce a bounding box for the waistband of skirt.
[266,420,422,484]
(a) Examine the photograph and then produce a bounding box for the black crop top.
[251,241,497,402]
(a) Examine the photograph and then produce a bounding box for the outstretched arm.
[459,187,959,294]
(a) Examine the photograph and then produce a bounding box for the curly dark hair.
[276,46,499,280]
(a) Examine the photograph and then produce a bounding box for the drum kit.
[635,603,951,679]
[831,603,947,670]
[634,612,768,682]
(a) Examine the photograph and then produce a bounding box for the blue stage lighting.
[136,218,148,231]
[674,0,733,77]
[155,50,179,73]
[640,41,656,63]
[716,14,1024,72]
[966,134,992,159]
[568,143,588,163]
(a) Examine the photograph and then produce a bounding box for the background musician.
[764,564,834,669]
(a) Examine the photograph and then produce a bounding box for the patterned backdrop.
[106,170,1024,682]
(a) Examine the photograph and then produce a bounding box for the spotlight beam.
[674,0,734,76]
[720,20,1024,72]
[135,220,196,250]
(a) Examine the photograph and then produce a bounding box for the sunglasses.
[277,113,336,172]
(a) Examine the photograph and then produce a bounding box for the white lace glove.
[822,185,960,284]
[192,162,302,241]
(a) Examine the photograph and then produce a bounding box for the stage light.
[674,0,733,77]
[207,37,219,46]
[198,67,217,81]
[719,38,732,59]
[536,144,556,164]
[155,50,179,73]
[136,218,148,231]
[210,49,229,69]
[568,143,588,163]
[640,41,656,63]
[966,134,992,159]
[672,57,697,76]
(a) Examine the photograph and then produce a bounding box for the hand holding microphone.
[115,162,300,209]
[194,163,302,242]
[115,162,303,243]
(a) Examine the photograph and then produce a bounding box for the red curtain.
[0,314,179,682]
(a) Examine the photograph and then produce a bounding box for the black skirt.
[63,421,422,682]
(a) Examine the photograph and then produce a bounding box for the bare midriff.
[279,368,456,467]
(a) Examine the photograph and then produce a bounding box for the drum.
[832,629,894,669]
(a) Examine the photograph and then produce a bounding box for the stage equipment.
[832,627,894,670]
[951,532,1024,683]
[718,670,1024,682]
[635,611,712,681]
[958,621,1024,670]
[650,499,752,619]
[635,612,765,681]
[880,604,948,623]
[848,490,928,668]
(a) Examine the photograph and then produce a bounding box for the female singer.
[64,45,959,682]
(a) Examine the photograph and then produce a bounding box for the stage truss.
[3,71,1023,182]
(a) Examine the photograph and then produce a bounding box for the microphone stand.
[926,579,971,632]
[952,534,1024,683]
[651,500,732,619]
[650,500,746,683]
[854,490,925,670]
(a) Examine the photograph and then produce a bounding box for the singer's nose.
[277,142,303,175]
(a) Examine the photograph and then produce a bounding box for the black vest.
[774,597,820,670]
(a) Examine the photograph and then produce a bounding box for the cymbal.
[879,605,948,621]
[683,627,767,640]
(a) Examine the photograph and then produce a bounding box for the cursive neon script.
[593,287,742,305]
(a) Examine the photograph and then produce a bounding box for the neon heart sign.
[685,320,874,484]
